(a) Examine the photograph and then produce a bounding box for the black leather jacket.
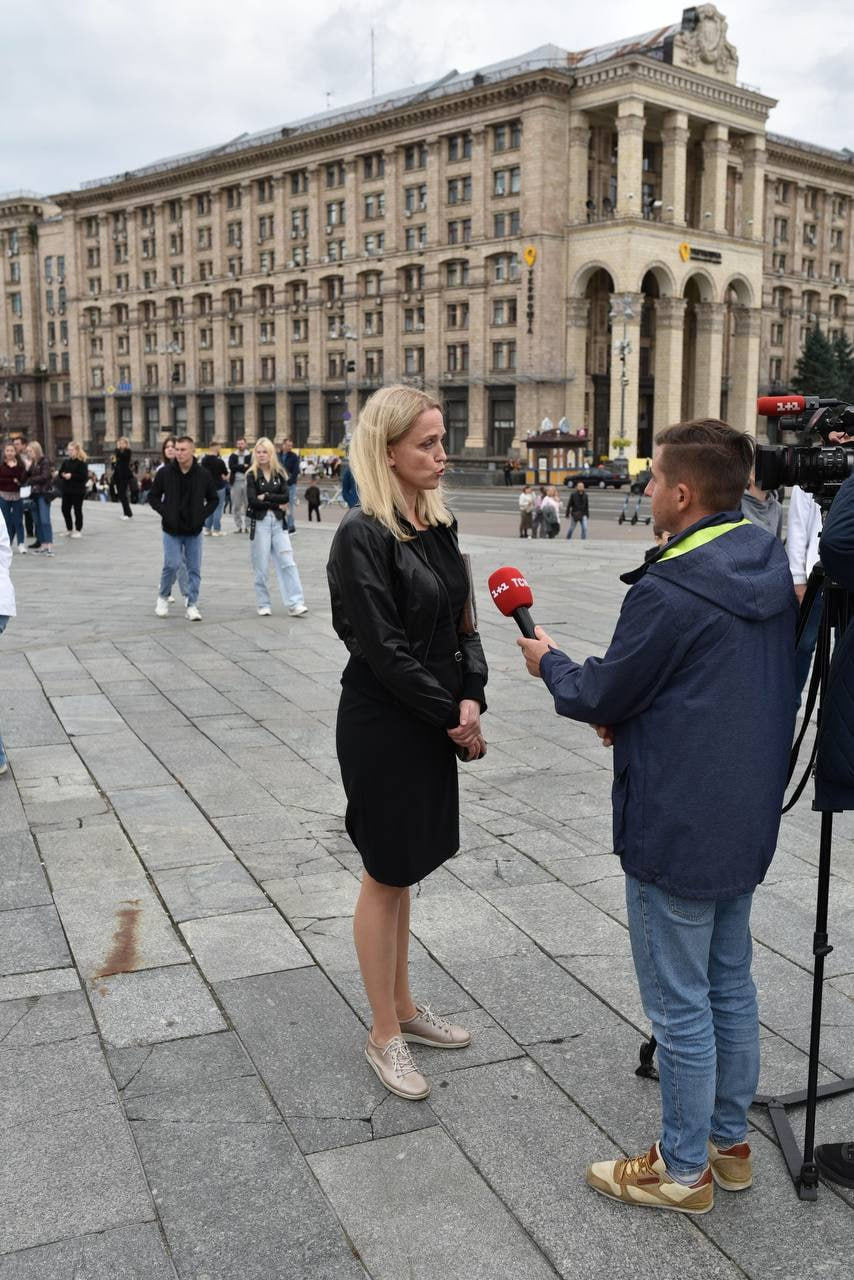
[246,469,289,520]
[327,508,488,729]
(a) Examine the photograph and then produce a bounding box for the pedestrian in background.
[246,437,308,618]
[228,436,252,534]
[531,485,546,539]
[541,485,561,538]
[787,483,822,700]
[155,437,191,605]
[60,441,88,538]
[278,438,301,533]
[305,480,322,522]
[148,436,218,622]
[27,441,55,556]
[341,458,360,508]
[201,443,229,536]
[13,437,35,545]
[566,480,589,540]
[113,438,134,519]
[0,514,15,775]
[741,470,783,539]
[518,484,533,537]
[0,443,27,554]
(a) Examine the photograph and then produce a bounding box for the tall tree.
[791,325,841,398]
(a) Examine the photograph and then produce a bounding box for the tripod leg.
[798,810,835,1194]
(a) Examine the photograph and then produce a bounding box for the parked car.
[630,468,652,494]
[562,466,625,489]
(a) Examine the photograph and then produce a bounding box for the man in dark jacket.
[565,480,589,539]
[806,459,854,1189]
[147,437,217,621]
[519,419,797,1215]
[278,438,301,533]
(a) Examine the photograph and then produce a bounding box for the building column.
[184,394,199,441]
[243,393,258,443]
[608,293,643,457]
[741,134,766,241]
[700,123,729,234]
[653,297,686,435]
[463,385,488,453]
[661,111,689,226]
[616,99,645,220]
[729,306,762,433]
[564,296,589,430]
[307,387,324,446]
[692,301,725,418]
[568,111,591,224]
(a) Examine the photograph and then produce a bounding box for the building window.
[491,252,520,282]
[363,309,383,336]
[290,169,309,194]
[90,366,104,389]
[802,258,816,278]
[325,162,346,188]
[447,219,472,245]
[9,292,22,316]
[257,176,274,202]
[260,356,276,382]
[228,323,244,347]
[402,265,423,291]
[445,260,469,287]
[493,119,522,152]
[88,277,101,295]
[364,192,386,219]
[447,132,472,162]
[493,167,521,197]
[492,298,517,326]
[446,343,469,372]
[803,223,817,247]
[770,323,784,346]
[227,256,243,277]
[404,184,428,213]
[774,180,790,204]
[403,143,428,171]
[770,357,783,381]
[229,358,244,384]
[493,210,520,237]
[227,221,243,247]
[200,360,214,385]
[363,152,385,180]
[292,317,308,341]
[365,349,384,379]
[404,346,425,374]
[86,246,100,268]
[259,250,275,272]
[84,217,98,237]
[259,320,275,343]
[199,326,212,349]
[256,214,273,241]
[404,306,425,332]
[804,188,817,212]
[772,253,787,272]
[225,185,242,209]
[170,266,184,286]
[773,216,788,241]
[364,232,385,256]
[196,192,211,215]
[199,260,213,281]
[197,226,212,249]
[145,363,159,387]
[446,302,469,329]
[491,340,516,371]
[447,176,472,205]
[404,225,427,251]
[167,199,182,222]
[140,205,154,227]
[113,242,128,264]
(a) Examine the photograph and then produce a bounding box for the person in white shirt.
[786,484,822,697]
[0,516,16,774]
[518,485,534,537]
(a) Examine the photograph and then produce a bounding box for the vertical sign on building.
[524,246,536,335]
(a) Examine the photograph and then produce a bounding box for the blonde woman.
[327,385,488,1101]
[27,441,55,556]
[245,438,308,617]
[60,442,88,537]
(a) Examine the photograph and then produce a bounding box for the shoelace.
[383,1036,419,1079]
[415,1004,451,1033]
[617,1151,655,1181]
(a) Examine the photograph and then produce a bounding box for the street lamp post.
[608,295,634,458]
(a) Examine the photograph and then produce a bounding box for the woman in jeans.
[60,441,88,537]
[113,437,134,518]
[0,443,27,554]
[27,442,55,556]
[245,438,308,618]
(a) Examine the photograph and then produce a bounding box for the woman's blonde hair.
[116,437,130,450]
[349,384,452,540]
[249,437,285,479]
[28,440,43,462]
[69,440,88,462]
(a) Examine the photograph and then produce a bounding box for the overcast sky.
[3,1,852,196]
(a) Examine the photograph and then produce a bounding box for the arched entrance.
[585,268,615,459]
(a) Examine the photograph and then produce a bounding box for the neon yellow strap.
[659,518,751,561]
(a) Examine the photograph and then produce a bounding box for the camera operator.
[807,433,854,1189]
[517,419,797,1214]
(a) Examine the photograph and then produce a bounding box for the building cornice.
[765,137,854,185]
[50,72,575,209]
[573,55,776,122]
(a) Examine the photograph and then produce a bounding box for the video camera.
[755,395,854,512]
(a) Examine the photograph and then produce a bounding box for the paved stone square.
[1,500,852,1278]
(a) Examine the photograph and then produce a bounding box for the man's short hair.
[655,419,754,512]
[176,435,195,446]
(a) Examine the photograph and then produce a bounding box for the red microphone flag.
[488,567,533,616]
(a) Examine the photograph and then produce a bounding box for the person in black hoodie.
[59,441,89,537]
[113,438,134,518]
[147,436,217,621]
[201,443,229,536]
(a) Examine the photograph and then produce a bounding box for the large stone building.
[1,5,852,460]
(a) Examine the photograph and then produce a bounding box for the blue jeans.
[0,615,7,767]
[566,515,588,540]
[160,533,203,606]
[625,874,759,1180]
[34,495,53,545]
[251,513,304,609]
[795,588,822,701]
[286,482,297,533]
[205,488,226,532]
[0,497,25,547]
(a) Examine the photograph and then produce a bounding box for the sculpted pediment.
[668,6,739,83]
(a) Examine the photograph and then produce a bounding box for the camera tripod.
[636,561,854,1200]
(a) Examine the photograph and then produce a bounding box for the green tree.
[831,330,854,403]
[791,325,840,397]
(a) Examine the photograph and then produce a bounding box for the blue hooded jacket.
[540,511,798,899]
[814,473,854,811]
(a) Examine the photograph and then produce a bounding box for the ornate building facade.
[1,6,852,460]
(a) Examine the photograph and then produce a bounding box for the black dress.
[333,522,483,887]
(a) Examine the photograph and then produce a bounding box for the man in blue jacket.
[519,419,797,1215]
[808,458,854,1189]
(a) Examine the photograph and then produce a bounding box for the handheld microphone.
[488,566,537,639]
[756,395,842,416]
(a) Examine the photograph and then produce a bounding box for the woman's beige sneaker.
[365,1034,430,1100]
[707,1140,753,1190]
[400,1004,471,1049]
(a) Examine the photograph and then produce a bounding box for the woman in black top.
[113,438,133,518]
[60,442,89,537]
[327,385,488,1102]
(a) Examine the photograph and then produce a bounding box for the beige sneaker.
[400,1004,471,1049]
[708,1140,752,1191]
[364,1034,430,1101]
[586,1143,713,1215]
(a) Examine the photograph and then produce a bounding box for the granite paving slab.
[308,1126,560,1280]
[180,907,312,981]
[88,964,226,1048]
[50,692,126,735]
[152,858,269,922]
[108,1031,255,1095]
[35,818,145,889]
[0,989,94,1047]
[0,1222,177,1279]
[0,1036,117,1124]
[108,783,231,870]
[485,881,631,958]
[0,689,66,749]
[0,968,81,1001]
[52,880,188,980]
[0,829,51,911]
[0,905,71,977]
[71,728,173,791]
